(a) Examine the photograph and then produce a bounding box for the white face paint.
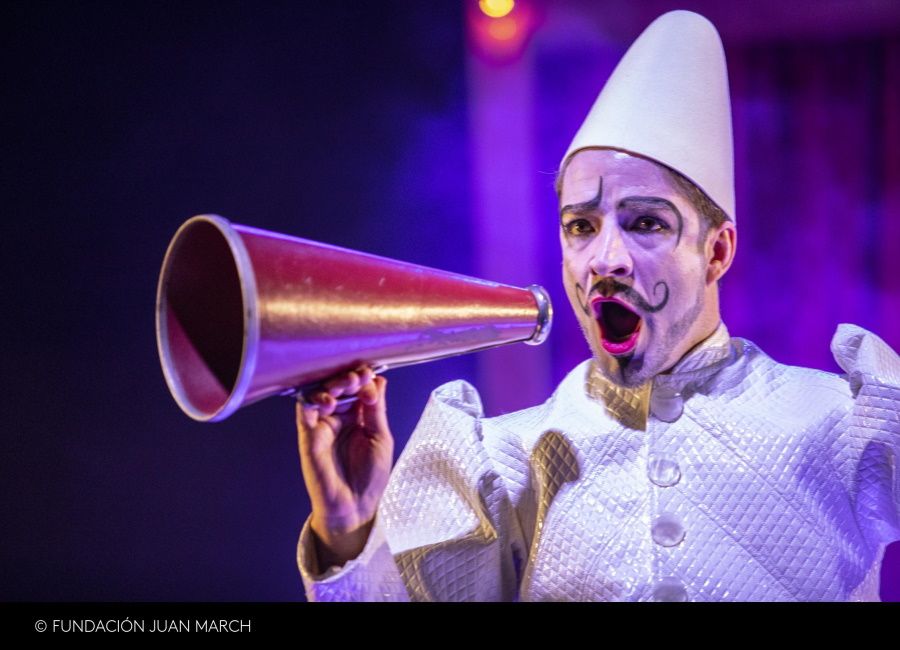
[559,148,723,388]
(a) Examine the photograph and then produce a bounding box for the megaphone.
[156,215,553,422]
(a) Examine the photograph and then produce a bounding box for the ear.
[706,221,737,284]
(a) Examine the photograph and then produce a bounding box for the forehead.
[559,149,678,208]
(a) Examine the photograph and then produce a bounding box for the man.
[294,10,900,601]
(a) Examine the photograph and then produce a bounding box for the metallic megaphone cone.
[156,215,552,422]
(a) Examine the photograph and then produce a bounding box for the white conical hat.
[561,10,735,223]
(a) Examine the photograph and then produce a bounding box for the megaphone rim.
[155,214,261,422]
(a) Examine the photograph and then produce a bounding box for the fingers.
[298,397,319,430]
[324,365,374,398]
[296,398,321,468]
[361,375,390,435]
[313,391,339,417]
[297,364,380,429]
[312,365,373,413]
[296,392,329,437]
[296,394,341,461]
[358,371,379,405]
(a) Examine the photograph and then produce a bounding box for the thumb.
[296,395,337,464]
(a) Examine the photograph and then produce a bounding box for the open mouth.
[591,298,642,355]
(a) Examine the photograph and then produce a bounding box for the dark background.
[3,0,475,600]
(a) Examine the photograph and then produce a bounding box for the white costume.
[297,322,900,601]
[296,11,900,601]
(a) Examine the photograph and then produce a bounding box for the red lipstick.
[590,297,642,355]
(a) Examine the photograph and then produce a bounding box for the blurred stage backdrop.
[3,0,898,600]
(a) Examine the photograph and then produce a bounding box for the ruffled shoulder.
[829,323,900,549]
[831,323,900,396]
[376,377,523,600]
[426,379,485,420]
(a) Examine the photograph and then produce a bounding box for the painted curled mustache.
[575,279,669,316]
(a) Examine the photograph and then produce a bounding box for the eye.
[631,215,669,233]
[562,218,595,236]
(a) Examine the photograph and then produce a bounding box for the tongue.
[601,302,640,342]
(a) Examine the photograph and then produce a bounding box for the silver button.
[652,576,689,602]
[651,512,685,547]
[650,386,683,422]
[648,452,681,487]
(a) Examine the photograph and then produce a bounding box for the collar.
[584,321,734,429]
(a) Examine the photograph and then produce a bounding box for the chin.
[591,348,652,389]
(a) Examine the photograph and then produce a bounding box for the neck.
[587,318,732,429]
[662,315,721,376]
[662,283,722,374]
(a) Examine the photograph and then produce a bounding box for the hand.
[296,365,393,568]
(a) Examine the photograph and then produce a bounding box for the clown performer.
[293,10,900,601]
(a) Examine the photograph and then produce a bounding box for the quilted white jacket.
[297,322,900,601]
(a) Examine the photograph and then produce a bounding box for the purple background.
[2,0,898,601]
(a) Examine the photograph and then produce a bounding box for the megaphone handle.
[292,364,389,409]
[296,394,358,411]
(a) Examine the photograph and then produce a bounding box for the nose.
[589,221,633,278]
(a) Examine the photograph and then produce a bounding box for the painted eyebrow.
[559,196,601,221]
[559,192,684,245]
[560,195,677,218]
[617,196,678,213]
[618,196,684,245]
[559,177,602,221]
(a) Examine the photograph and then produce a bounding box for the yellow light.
[479,0,515,19]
